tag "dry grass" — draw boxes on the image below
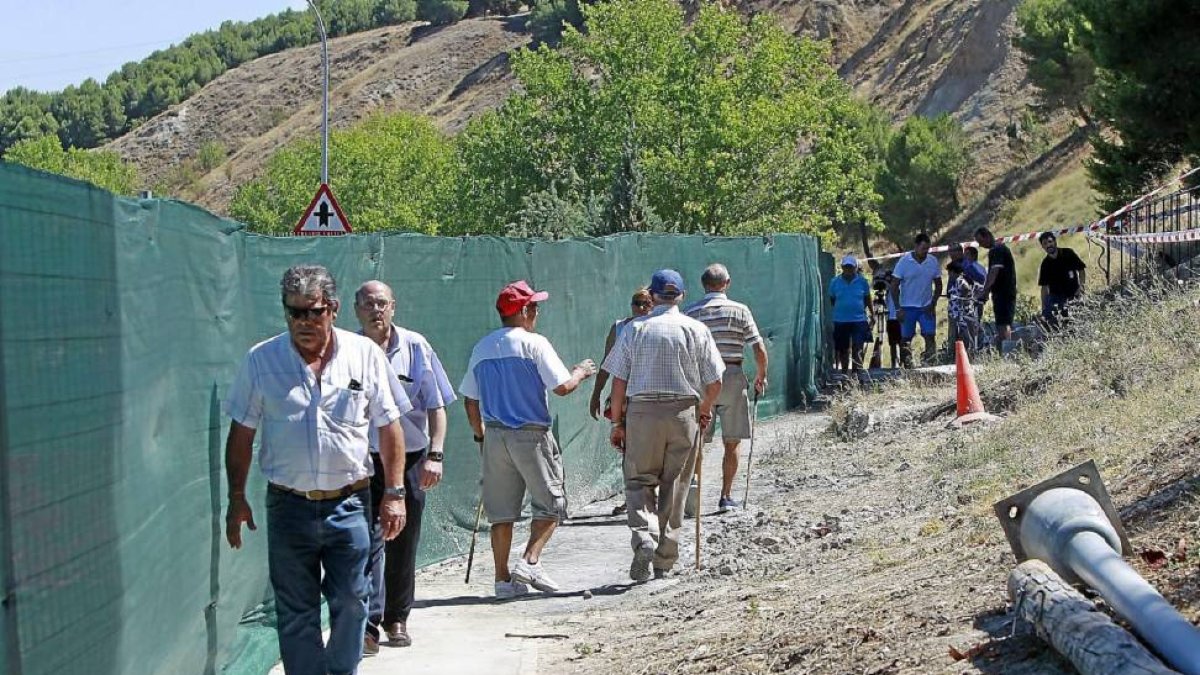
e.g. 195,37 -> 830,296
552,282 -> 1200,675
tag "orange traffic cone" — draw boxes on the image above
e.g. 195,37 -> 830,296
950,340 -> 1000,428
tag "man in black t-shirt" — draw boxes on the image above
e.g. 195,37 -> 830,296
974,227 -> 1018,350
1037,232 -> 1087,328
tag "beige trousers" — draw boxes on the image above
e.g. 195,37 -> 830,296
623,398 -> 700,571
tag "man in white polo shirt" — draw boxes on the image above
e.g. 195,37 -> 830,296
355,280 -> 456,654
889,232 -> 943,367
224,265 -> 411,675
460,280 -> 596,598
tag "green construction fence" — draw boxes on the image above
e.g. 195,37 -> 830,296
0,163 -> 832,675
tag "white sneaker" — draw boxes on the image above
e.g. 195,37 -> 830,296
494,580 -> 529,599
510,559 -> 560,593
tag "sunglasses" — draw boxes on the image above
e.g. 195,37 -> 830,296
632,300 -> 652,308
284,304 -> 332,321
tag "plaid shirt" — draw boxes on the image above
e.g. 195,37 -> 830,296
602,305 -> 725,399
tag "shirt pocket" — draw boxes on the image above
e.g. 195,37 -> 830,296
328,387 -> 367,427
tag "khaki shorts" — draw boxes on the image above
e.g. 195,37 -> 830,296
705,365 -> 751,442
482,424 -> 566,524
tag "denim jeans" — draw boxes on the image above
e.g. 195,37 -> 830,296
267,487 -> 371,675
1042,293 -> 1070,328
365,449 -> 427,639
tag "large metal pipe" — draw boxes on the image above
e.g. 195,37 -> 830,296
1019,487 -> 1200,675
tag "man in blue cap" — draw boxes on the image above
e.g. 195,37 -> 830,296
603,269 -> 725,581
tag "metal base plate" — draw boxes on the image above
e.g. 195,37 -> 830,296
993,459 -> 1132,563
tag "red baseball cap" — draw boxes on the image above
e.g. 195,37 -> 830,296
496,280 -> 549,317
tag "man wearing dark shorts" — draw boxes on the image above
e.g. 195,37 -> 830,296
975,227 -> 1018,350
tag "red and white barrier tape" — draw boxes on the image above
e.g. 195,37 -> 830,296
1097,227 -> 1200,244
860,166 -> 1200,264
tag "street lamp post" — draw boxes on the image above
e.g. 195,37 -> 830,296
306,0 -> 329,185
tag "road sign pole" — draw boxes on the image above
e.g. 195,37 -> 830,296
307,0 -> 329,185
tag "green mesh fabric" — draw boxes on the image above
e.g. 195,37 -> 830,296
0,163 -> 829,674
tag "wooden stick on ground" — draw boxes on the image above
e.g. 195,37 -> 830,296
1007,559 -> 1176,675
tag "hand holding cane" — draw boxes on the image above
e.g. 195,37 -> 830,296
465,438 -> 485,584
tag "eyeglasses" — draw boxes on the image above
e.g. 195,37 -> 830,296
357,299 -> 391,311
284,304 -> 331,321
632,300 -> 652,309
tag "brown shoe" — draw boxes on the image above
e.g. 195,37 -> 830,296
385,621 -> 412,647
363,633 -> 380,657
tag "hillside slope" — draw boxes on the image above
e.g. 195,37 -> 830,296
106,17 -> 528,213
109,1 -> 1081,226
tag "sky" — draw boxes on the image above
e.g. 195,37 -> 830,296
0,0 -> 308,93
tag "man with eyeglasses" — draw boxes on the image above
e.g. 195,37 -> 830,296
460,280 -> 597,598
354,281 -> 455,654
224,265 -> 411,675
590,287 -> 654,422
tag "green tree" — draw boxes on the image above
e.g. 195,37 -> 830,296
1014,0 -> 1096,125
229,113 -> 457,234
5,134 -> 138,194
1070,0 -> 1200,209
454,0 -> 884,240
529,0 -> 586,45
876,114 -> 972,246
374,0 -> 417,23
417,0 -> 468,25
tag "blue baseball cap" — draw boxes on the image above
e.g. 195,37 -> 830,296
649,269 -> 685,297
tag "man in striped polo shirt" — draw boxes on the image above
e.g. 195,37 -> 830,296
684,263 -> 768,511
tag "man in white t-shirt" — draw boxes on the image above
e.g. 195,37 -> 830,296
889,233 -> 943,367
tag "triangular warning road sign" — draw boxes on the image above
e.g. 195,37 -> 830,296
293,183 -> 352,235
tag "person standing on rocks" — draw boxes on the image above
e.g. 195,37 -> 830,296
605,269 -> 724,581
826,255 -> 873,379
975,227 -> 1018,350
1037,232 -> 1086,328
890,233 -> 943,367
460,281 -> 597,598
354,281 -> 456,654
684,263 -> 768,511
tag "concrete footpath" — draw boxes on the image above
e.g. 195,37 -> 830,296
270,413 -> 814,674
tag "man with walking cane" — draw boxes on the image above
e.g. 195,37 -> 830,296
460,281 -> 596,598
604,270 -> 724,581
685,263 -> 768,511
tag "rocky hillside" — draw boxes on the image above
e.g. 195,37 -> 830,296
106,17 -> 528,213
108,1 -> 1080,223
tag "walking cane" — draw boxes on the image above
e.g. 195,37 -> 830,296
465,440 -> 485,584
692,426 -> 704,571
741,390 -> 760,508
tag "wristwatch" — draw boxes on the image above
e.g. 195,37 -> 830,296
473,434 -> 485,444
426,450 -> 445,462
384,485 -> 407,498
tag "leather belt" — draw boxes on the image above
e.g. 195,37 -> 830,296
724,360 -> 743,367
630,393 -> 697,402
269,478 -> 369,501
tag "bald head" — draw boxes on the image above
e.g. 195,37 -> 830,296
701,264 -> 731,292
354,280 -> 396,345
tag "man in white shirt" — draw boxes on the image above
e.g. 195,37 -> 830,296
889,233 -> 943,367
224,265 -> 410,675
355,281 -> 456,653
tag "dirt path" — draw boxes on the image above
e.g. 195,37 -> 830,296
341,412 -> 833,674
